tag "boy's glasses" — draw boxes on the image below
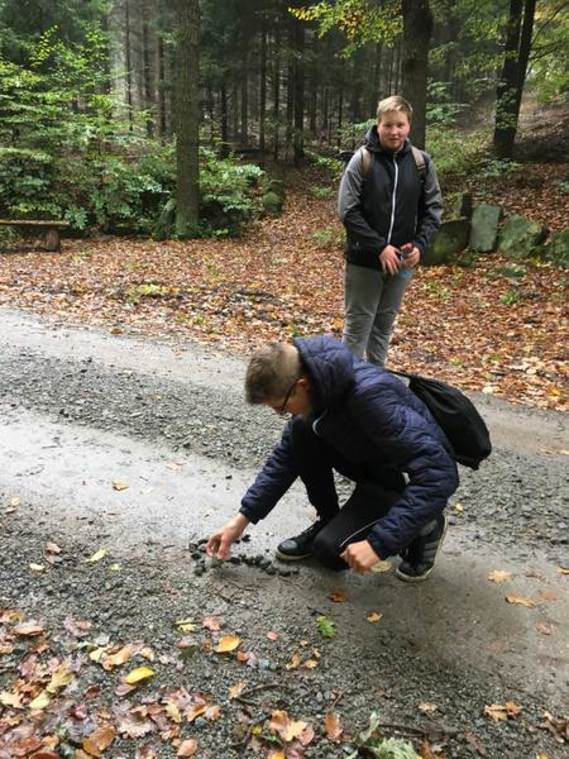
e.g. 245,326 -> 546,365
278,379 -> 298,416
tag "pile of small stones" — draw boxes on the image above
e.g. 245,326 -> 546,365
188,536 -> 300,578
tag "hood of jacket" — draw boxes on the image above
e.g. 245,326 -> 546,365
293,336 -> 355,413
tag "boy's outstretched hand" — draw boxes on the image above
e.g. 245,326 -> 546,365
340,540 -> 380,573
206,513 -> 250,560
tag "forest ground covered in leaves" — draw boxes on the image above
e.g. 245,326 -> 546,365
1,149 -> 567,412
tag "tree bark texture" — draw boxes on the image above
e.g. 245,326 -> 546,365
175,0 -> 200,236
401,0 -> 433,149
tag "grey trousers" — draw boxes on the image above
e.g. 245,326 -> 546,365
343,262 -> 413,367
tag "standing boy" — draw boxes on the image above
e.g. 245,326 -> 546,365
338,95 -> 442,366
206,336 -> 458,582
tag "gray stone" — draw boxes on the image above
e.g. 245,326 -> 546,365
469,204 -> 502,252
451,192 -> 473,220
498,214 -> 548,259
427,218 -> 470,265
545,228 -> 569,268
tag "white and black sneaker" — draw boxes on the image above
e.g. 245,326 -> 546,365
396,513 -> 448,583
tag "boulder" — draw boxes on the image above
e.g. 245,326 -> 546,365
545,228 -> 569,268
451,192 -> 473,220
498,214 -> 548,259
426,218 -> 470,265
468,204 -> 502,252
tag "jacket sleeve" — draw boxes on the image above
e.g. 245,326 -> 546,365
239,422 -> 299,523
414,157 -> 442,258
350,386 -> 458,559
337,149 -> 387,253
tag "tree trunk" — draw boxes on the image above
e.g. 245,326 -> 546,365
125,0 -> 134,131
240,47 -> 249,145
259,16 -> 267,154
401,0 -> 433,149
142,0 -> 155,137
273,25 -> 281,160
370,43 -> 382,114
293,19 -> 305,166
157,32 -> 167,138
175,0 -> 200,236
493,0 -> 523,158
220,75 -> 229,156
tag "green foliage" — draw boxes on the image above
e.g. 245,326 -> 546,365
425,125 -> 490,178
346,713 -> 420,759
426,81 -> 467,127
501,287 -> 521,305
315,615 -> 336,639
309,226 -> 344,249
309,186 -> 335,199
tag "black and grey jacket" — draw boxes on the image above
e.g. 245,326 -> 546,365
337,125 -> 442,270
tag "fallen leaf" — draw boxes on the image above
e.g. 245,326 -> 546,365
165,700 -> 182,723
285,652 -> 302,670
8,496 -> 21,507
102,646 -> 132,670
29,690 -> 51,711
82,725 -> 116,756
488,570 -> 513,583
214,634 -> 241,653
324,712 -> 343,742
176,618 -> 197,633
484,704 -> 508,722
538,590 -> 557,602
14,622 -> 45,637
125,666 -> 155,685
229,681 -> 246,699
204,704 -> 221,721
269,710 -> 308,742
46,664 -> 73,693
504,701 -> 522,717
45,541 -> 62,554
558,566 -> 569,575
536,622 -> 555,635
266,631 -> 279,641
112,480 -> 129,491
367,612 -> 383,623
86,548 -> 107,563
29,563 -> 46,572
186,704 -> 206,723
0,690 -> 23,708
328,591 -> 347,603
453,501 -> 464,513
177,739 -> 198,757
303,659 -> 319,669
267,751 -> 285,759
505,594 -> 535,608
418,702 -> 438,715
370,560 -> 392,573
202,616 -> 221,632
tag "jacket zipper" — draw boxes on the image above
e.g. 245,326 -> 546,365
386,153 -> 399,244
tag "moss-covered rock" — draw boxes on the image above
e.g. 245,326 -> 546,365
426,219 -> 470,265
498,215 -> 548,259
469,204 -> 502,252
544,228 -> 569,268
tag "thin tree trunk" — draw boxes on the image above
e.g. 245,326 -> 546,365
401,0 -> 433,149
240,47 -> 249,144
371,43 -> 382,114
273,26 -> 281,160
293,19 -> 305,166
157,33 -> 167,138
259,16 -> 267,153
125,0 -> 134,130
142,0 -> 154,137
175,0 -> 200,236
220,75 -> 229,156
493,0 -> 526,158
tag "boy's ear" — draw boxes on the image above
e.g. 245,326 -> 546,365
297,376 -> 310,392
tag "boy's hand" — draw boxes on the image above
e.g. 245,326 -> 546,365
379,245 -> 401,276
340,540 -> 380,573
401,243 -> 420,269
206,514 -> 250,561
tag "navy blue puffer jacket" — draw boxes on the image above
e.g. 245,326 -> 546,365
240,337 -> 459,559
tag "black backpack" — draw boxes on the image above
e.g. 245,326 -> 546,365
390,369 -> 492,470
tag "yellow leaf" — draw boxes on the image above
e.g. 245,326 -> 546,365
186,704 -> 206,723
102,646 -> 132,671
558,566 -> 569,575
229,681 -> 246,699
112,480 -> 129,491
165,700 -> 182,723
269,710 -> 308,742
505,594 -> 535,608
488,570 -> 513,583
559,449 -> 569,456
367,612 -> 383,623
46,664 -> 73,694
370,560 -> 392,573
125,666 -> 155,684
85,548 -> 107,563
29,563 -> 46,572
214,634 -> 241,653
418,702 -> 438,714
89,645 -> 111,663
0,690 -> 23,708
267,752 -> 286,759
303,659 -> 319,669
29,690 -> 51,711
109,563 -> 122,572
285,652 -> 302,670
484,703 -> 508,722
504,701 -> 522,717
176,618 -> 197,633
8,497 -> 21,507
251,724 -> 263,735
453,502 -> 464,513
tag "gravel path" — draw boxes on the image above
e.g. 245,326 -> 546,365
1,309 -> 568,759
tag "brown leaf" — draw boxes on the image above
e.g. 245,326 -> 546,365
269,711 -> 308,743
367,611 -> 383,623
484,704 -> 508,722
487,570 -> 513,583
328,591 -> 347,603
266,630 -> 279,641
228,681 -> 246,700
14,622 -> 45,637
418,702 -> 438,715
214,634 -> 241,653
324,712 -> 343,742
112,480 -> 129,491
82,725 -> 116,756
177,739 -> 199,757
202,616 -> 222,632
536,622 -> 555,636
102,646 -> 132,671
505,594 -> 535,608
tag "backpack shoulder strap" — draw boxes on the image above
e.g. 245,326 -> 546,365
411,146 -> 427,178
360,146 -> 373,177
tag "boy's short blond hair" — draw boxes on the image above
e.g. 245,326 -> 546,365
376,95 -> 413,122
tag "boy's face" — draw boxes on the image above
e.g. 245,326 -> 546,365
377,109 -> 411,152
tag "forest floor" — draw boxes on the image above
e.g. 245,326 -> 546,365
0,103 -> 567,412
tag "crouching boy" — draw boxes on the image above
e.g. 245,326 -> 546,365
207,336 -> 458,581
